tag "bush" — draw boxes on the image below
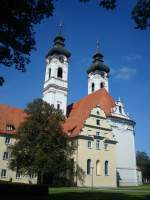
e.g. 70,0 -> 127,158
0,182 -> 48,197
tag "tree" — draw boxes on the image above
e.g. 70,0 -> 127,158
0,0 -> 54,85
9,99 -> 76,185
136,151 -> 150,183
80,0 -> 150,29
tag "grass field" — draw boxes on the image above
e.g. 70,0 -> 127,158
2,183 -> 150,200
49,184 -> 150,200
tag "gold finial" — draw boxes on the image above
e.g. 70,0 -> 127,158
58,21 -> 64,35
96,40 -> 100,52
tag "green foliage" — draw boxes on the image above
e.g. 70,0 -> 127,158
80,0 -> 150,29
132,0 -> 150,30
0,0 -> 54,85
9,99 -> 76,184
136,151 -> 150,181
0,76 -> 4,86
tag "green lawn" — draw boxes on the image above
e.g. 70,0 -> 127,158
49,184 -> 150,200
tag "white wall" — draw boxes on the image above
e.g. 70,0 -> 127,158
43,56 -> 68,115
108,117 -> 138,186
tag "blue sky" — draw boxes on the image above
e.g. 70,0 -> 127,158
0,0 -> 150,155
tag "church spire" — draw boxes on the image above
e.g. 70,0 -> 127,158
87,41 -> 110,94
43,28 -> 71,115
87,41 -> 109,74
96,40 -> 100,53
46,23 -> 71,59
58,21 -> 64,35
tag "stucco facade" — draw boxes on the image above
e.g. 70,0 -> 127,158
0,133 -> 37,184
74,106 -> 117,187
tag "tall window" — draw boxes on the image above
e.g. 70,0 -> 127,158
3,152 -> 9,160
57,103 -> 60,110
91,83 -> 95,92
96,119 -> 100,125
57,67 -> 63,78
5,137 -> 10,145
48,68 -> 51,79
104,143 -> 108,151
96,160 -> 101,175
100,82 -> 104,88
87,159 -> 91,175
87,140 -> 92,149
104,161 -> 109,176
119,106 -> 122,114
1,169 -> 7,178
96,140 -> 100,150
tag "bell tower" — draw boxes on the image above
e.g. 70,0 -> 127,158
43,31 -> 71,115
87,41 -> 110,94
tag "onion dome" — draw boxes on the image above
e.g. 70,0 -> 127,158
87,43 -> 110,74
46,35 -> 71,58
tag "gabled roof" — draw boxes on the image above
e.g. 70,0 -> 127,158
63,88 -> 115,137
0,89 -> 115,137
0,104 -> 26,135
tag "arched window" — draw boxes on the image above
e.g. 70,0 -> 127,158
91,83 -> 95,92
96,140 -> 100,150
57,67 -> 63,78
87,159 -> 91,175
100,82 -> 104,88
48,68 -> 51,79
96,160 -> 101,175
104,160 -> 109,176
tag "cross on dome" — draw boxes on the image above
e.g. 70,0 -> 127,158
96,40 -> 100,52
58,22 -> 64,35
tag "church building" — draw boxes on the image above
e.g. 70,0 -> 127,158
43,33 -> 139,187
0,33 -> 139,186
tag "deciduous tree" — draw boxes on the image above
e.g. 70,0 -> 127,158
9,99 -> 75,185
136,151 -> 150,182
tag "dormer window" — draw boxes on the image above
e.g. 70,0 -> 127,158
119,106 -> 122,114
6,124 -> 15,131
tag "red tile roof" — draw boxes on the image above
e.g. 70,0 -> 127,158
0,89 -> 115,137
0,104 -> 26,135
63,88 -> 115,137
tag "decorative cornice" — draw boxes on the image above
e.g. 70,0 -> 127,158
90,114 -> 106,119
43,84 -> 68,93
108,115 -> 136,126
84,124 -> 112,131
44,76 -> 67,84
77,135 -> 94,140
104,139 -> 117,144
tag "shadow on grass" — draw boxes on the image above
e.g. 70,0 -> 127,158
49,191 -> 150,200
2,191 -> 150,200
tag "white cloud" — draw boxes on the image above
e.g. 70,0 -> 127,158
122,55 -> 142,62
112,67 -> 137,80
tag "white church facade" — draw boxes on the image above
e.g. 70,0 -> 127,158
0,33 -> 140,186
